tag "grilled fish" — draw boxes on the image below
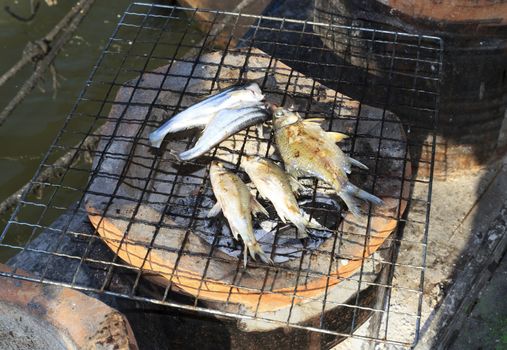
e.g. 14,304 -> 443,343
209,161 -> 272,267
178,105 -> 269,161
242,156 -> 324,239
272,107 -> 383,216
149,82 -> 264,148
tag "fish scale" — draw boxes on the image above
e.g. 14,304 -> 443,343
209,161 -> 273,267
148,82 -> 264,148
178,105 -> 269,160
272,107 -> 383,217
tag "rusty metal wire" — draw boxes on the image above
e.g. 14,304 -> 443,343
0,3 -> 442,348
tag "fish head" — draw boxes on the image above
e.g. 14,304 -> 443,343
230,82 -> 265,103
272,107 -> 301,130
245,82 -> 265,101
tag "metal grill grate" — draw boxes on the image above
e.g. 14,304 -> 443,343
0,3 -> 442,348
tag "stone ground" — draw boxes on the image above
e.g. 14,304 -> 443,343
333,155 -> 507,349
449,254 -> 507,350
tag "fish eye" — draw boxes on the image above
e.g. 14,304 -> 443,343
275,110 -> 283,117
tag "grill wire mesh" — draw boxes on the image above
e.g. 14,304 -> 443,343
0,3 -> 442,348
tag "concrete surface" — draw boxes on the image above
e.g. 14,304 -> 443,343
449,252 -> 507,350
415,156 -> 507,350
333,155 -> 507,349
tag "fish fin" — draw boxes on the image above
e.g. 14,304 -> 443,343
250,188 -> 267,201
327,131 -> 349,143
227,89 -> 244,99
230,228 -> 239,241
278,209 -> 309,239
300,210 -> 328,231
307,221 -> 325,230
207,202 -> 222,217
279,209 -> 317,239
259,220 -> 277,233
288,175 -> 305,194
251,197 -> 269,217
148,130 -> 164,148
299,210 -> 334,234
348,157 -> 369,170
338,191 -> 363,217
303,118 -> 325,125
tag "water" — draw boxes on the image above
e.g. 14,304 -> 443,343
0,1 -> 149,261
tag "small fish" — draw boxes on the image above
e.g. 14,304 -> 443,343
242,156 -> 324,239
272,106 -> 383,216
149,82 -> 264,148
209,161 -> 272,267
178,105 -> 269,161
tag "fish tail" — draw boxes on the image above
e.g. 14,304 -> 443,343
292,218 -> 309,239
343,182 -> 384,206
276,207 -> 308,239
338,191 -> 363,217
149,110 -> 193,148
149,125 -> 170,148
178,142 -> 209,161
246,241 -> 273,265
